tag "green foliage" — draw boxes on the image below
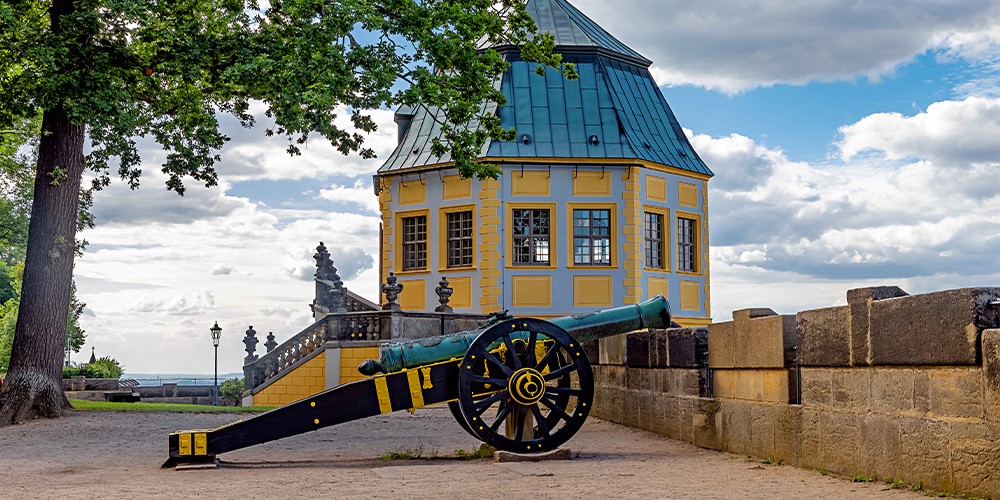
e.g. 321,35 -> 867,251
69,398 -> 269,413
850,472 -> 875,483
0,297 -> 14,372
0,0 -> 570,189
62,356 -> 123,379
378,445 -> 426,461
453,444 -> 495,460
219,377 -> 244,406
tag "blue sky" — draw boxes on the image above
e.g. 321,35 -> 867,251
72,1 -> 1000,373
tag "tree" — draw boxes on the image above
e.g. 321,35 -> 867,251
0,117 -> 87,374
0,0 -> 571,423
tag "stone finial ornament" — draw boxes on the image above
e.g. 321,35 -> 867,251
313,242 -> 334,281
435,277 -> 453,313
265,332 -> 277,353
381,272 -> 403,311
243,326 -> 259,364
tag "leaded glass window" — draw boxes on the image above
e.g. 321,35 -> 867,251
677,217 -> 696,272
573,209 -> 611,266
402,215 -> 427,271
644,212 -> 664,268
446,211 -> 473,268
511,209 -> 550,265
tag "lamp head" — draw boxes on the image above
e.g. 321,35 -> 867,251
211,321 -> 222,346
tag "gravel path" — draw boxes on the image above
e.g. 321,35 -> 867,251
0,407 -> 928,499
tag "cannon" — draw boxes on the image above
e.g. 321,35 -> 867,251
164,296 -> 671,466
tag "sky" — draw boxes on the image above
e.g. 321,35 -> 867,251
71,0 -> 1000,374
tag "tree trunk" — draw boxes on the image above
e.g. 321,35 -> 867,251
0,106 -> 86,425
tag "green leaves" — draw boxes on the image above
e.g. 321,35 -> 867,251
1,0 -> 569,190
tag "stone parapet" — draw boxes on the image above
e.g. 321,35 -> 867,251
867,287 -> 1000,366
707,308 -> 795,369
591,286 -> 1000,498
797,305 -> 850,367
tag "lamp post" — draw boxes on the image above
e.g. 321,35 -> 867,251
211,321 -> 222,406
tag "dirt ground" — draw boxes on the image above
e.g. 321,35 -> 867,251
0,407 -> 929,499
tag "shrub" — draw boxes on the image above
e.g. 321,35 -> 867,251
62,356 -> 124,379
219,378 -> 245,406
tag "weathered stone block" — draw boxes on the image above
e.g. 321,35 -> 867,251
660,394 -> 680,439
599,334 -> 625,365
713,369 -> 793,403
799,407 -> 822,470
676,397 -> 695,443
869,287 -> 1000,366
832,368 -> 871,411
800,368 -> 833,406
819,410 -> 862,476
679,369 -> 701,396
638,391 -> 657,432
859,413 -> 901,481
750,403 -> 777,460
773,404 -> 802,466
625,367 -> 641,391
948,421 -> 1000,497
720,400 -> 753,456
870,368 -> 919,414
625,331 -> 651,368
898,417 -> 951,490
847,285 -> 908,366
740,315 -> 797,368
733,308 -> 777,368
638,368 -> 656,392
929,368 -> 983,419
762,369 -> 796,404
692,398 -> 722,450
983,329 -> 1000,424
582,339 -> 600,365
797,305 -> 851,367
663,327 -> 708,368
623,388 -> 640,429
707,321 -> 735,368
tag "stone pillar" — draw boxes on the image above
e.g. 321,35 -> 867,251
984,328 -> 1000,423
846,286 -> 907,366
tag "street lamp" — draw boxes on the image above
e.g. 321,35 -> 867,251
211,321 -> 222,406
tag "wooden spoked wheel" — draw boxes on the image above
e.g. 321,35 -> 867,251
455,318 -> 593,453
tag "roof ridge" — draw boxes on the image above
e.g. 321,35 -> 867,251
525,0 -> 651,65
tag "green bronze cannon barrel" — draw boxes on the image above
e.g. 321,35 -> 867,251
358,295 -> 670,375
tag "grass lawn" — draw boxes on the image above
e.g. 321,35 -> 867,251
69,399 -> 272,414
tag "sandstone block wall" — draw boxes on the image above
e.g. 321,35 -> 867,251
592,287 -> 1000,498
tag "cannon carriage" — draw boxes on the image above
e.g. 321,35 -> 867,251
164,296 -> 671,466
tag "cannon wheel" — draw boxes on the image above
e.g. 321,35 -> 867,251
456,318 -> 593,453
448,349 -> 573,440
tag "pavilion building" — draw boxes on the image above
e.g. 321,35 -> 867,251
375,0 -> 713,327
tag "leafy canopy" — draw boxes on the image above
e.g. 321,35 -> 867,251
0,0 -> 574,189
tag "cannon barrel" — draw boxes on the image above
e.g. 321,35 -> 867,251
358,295 -> 671,375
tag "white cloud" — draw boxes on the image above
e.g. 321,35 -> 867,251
126,290 -> 216,316
215,104 -> 398,182
571,0 -> 1000,92
317,179 -> 381,214
837,96 -> 1000,166
698,99 -> 1000,318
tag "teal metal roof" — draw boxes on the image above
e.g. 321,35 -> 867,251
522,0 -> 651,66
378,0 -> 711,177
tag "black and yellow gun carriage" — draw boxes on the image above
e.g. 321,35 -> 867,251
164,296 -> 671,466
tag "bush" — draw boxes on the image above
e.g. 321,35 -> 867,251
219,378 -> 245,406
62,356 -> 124,379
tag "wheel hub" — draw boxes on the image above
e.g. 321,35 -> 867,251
508,367 -> 546,405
